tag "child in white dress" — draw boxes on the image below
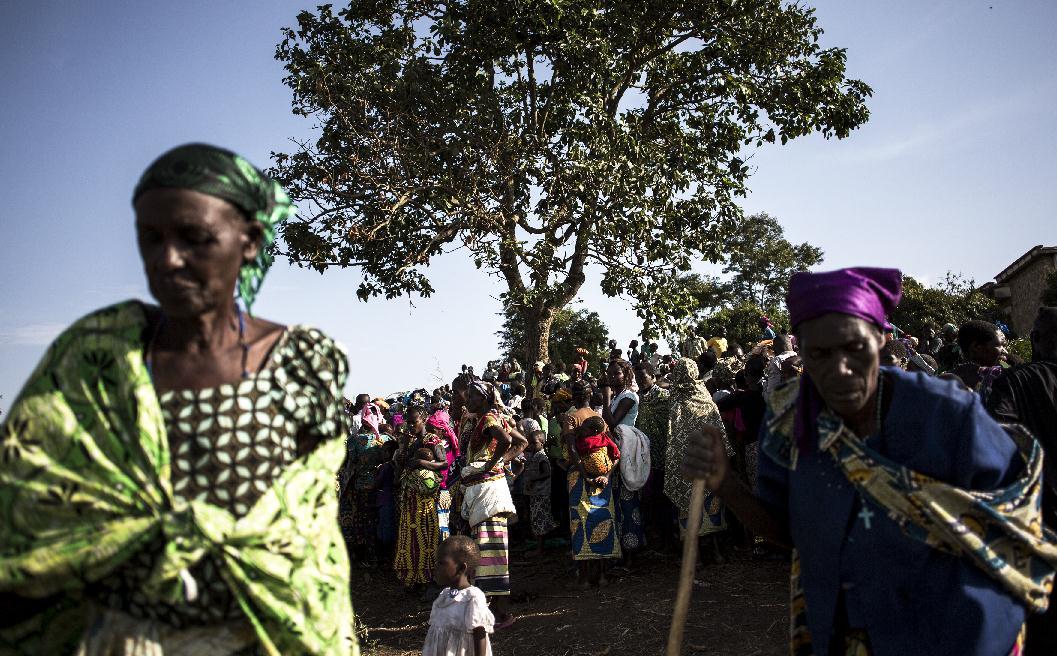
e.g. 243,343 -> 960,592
423,535 -> 495,656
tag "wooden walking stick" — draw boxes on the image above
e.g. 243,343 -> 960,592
666,479 -> 707,656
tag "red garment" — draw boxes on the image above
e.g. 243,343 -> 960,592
576,432 -> 620,461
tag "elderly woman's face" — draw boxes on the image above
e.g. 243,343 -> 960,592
135,188 -> 259,317
798,314 -> 885,420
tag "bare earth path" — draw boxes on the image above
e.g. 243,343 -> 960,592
352,545 -> 789,655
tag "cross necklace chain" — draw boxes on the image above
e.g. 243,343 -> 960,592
856,374 -> 884,531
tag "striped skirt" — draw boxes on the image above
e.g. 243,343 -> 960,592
473,517 -> 510,597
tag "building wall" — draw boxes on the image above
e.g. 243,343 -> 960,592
1004,256 -> 1057,336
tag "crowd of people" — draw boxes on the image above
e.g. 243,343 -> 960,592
1,143 -> 1056,656
338,273 -> 1057,655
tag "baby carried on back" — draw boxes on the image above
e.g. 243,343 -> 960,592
574,416 -> 621,493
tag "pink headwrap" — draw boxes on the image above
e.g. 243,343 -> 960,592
427,409 -> 460,457
360,403 -> 382,438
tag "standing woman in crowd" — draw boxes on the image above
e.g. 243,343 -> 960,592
0,144 -> 355,655
448,372 -> 477,537
603,358 -> 646,557
562,381 -> 622,586
340,402 -> 394,568
394,406 -> 444,594
635,362 -> 677,551
461,382 -> 524,629
665,358 -> 731,557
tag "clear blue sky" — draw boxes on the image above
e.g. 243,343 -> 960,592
1,1 -> 1054,406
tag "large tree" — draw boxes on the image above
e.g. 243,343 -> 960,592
889,274 -> 997,337
498,304 -> 610,374
722,211 -> 824,308
272,0 -> 871,366
663,212 -> 821,342
697,300 -> 790,348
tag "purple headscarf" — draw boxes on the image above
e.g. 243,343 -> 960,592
786,268 -> 903,451
786,267 -> 902,330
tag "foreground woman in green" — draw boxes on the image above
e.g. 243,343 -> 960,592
0,144 -> 357,655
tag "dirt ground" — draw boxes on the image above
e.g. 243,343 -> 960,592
351,542 -> 790,656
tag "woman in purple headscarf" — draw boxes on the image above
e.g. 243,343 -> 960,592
683,268 -> 1057,656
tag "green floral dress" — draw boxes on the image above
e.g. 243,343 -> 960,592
0,301 -> 357,655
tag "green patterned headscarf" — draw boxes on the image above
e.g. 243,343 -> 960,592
133,143 -> 295,312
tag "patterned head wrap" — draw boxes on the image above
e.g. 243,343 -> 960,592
551,388 -> 572,405
469,380 -> 503,410
908,352 -> 937,376
132,143 -> 296,312
669,357 -> 703,399
711,356 -> 745,389
570,379 -> 593,404
427,409 -> 461,457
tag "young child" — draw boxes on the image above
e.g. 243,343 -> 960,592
424,535 -> 495,656
409,447 -> 442,490
522,430 -> 558,556
574,415 -> 621,493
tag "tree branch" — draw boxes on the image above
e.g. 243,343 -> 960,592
498,217 -> 527,296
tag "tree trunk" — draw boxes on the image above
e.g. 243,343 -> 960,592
523,307 -> 555,396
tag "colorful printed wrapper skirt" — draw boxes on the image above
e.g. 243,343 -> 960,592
394,488 -> 439,586
616,477 -> 646,552
473,517 -> 510,596
677,487 -> 726,539
568,469 -> 621,561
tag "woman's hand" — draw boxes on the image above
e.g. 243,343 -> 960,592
681,425 -> 730,492
593,475 -> 608,486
